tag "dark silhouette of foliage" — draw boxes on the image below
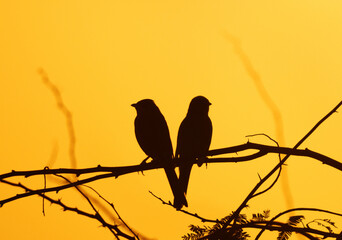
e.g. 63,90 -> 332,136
277,215 -> 304,240
182,213 -> 250,240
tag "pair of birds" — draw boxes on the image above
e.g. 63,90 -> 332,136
132,96 -> 212,210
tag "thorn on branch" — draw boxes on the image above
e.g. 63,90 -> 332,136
257,173 -> 262,180
140,156 -> 150,165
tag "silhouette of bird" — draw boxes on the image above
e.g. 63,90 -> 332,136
175,96 -> 212,209
132,99 -> 187,209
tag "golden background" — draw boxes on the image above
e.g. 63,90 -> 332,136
0,1 -> 341,239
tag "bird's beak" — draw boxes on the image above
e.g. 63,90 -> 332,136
209,102 -> 212,105
131,103 -> 137,108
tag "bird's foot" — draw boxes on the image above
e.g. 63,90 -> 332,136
139,156 -> 151,175
140,156 -> 150,165
197,157 -> 208,167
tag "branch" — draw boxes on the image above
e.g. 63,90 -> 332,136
224,30 -> 294,213
202,100 -> 342,239
208,143 -> 342,171
1,141 -> 340,181
84,185 -> 140,239
246,134 -> 282,199
54,174 -> 122,239
149,191 -> 218,224
1,179 -> 136,239
255,207 -> 342,239
0,172 -> 117,206
1,138 -> 341,207
238,221 -> 339,239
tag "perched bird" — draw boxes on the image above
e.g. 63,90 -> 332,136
132,99 -> 187,209
175,96 -> 212,209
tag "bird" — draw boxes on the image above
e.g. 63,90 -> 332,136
175,96 -> 212,209
132,99 -> 187,209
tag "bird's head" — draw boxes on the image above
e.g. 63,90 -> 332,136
187,96 -> 211,115
131,99 -> 160,116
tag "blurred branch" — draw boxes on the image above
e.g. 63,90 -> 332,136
54,174 -> 121,239
224,31 -> 293,209
201,100 -> 342,239
1,179 -> 136,240
245,134 -> 282,199
84,185 -> 141,240
38,69 -> 144,238
38,68 -> 77,169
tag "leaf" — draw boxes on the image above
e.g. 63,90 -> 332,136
277,215 -> 304,240
277,230 -> 292,240
288,215 -> 304,226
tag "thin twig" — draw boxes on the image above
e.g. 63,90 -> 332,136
245,134 -> 282,199
84,185 -> 140,240
237,220 -> 338,239
223,32 -> 291,209
149,191 -> 219,223
53,174 -> 125,239
42,166 -> 48,216
202,100 -> 342,239
0,179 -> 134,239
255,207 -> 342,239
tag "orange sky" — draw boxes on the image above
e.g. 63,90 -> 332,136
0,1 -> 341,239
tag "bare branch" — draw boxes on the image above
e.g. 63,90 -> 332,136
54,174 -> 121,238
149,191 -> 219,224
0,139 -> 341,207
84,185 -> 140,239
238,221 -> 339,239
1,141 -> 340,181
246,134 -> 282,199
255,207 -> 342,240
0,179 -> 135,239
201,100 -> 342,239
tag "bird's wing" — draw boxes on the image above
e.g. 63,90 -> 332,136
198,117 -> 212,156
176,117 -> 193,157
176,116 -> 212,157
135,114 -> 173,160
134,116 -> 155,157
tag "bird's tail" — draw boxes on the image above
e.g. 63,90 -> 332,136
178,160 -> 193,196
175,157 -> 193,209
164,166 -> 188,210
